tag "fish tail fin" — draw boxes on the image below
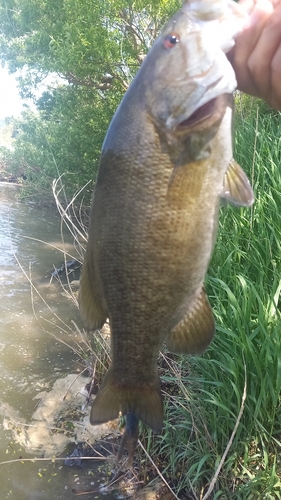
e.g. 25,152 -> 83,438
90,367 -> 163,433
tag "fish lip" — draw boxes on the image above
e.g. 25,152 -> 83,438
177,98 -> 217,128
176,94 -> 229,132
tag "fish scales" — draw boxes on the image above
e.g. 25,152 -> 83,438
79,0 -> 254,461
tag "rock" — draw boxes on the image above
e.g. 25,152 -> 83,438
1,373 -> 120,457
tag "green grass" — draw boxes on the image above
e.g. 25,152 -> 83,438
139,96 -> 281,499
50,94 -> 281,499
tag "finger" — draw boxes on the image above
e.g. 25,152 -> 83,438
248,1 -> 281,107
269,40 -> 281,109
230,0 -> 274,97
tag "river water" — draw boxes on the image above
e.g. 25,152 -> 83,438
0,184 -> 121,500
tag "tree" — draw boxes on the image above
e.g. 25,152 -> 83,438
0,0 -> 180,90
0,0 -> 180,200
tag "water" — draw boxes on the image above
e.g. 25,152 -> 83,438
0,184 -> 121,500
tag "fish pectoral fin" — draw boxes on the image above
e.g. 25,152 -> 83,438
90,367 -> 163,434
220,159 -> 254,207
166,288 -> 215,355
78,257 -> 107,331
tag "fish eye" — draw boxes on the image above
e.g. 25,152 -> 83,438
163,32 -> 180,49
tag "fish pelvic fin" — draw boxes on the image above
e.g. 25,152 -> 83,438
220,159 -> 254,207
90,367 -> 163,433
78,256 -> 107,330
166,288 -> 215,355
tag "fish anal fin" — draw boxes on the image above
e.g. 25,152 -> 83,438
79,256 -> 107,331
220,158 -> 254,207
166,288 -> 215,355
90,366 -> 163,434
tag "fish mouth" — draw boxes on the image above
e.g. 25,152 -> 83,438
177,94 -> 229,132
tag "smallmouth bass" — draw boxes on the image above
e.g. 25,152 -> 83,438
79,0 -> 254,461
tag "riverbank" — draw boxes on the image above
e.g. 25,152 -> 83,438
1,98 -> 281,498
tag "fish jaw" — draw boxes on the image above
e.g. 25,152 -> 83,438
175,94 -> 227,134
164,52 -> 235,132
140,0 -> 247,132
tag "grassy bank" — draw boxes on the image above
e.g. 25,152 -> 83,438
49,95 -> 281,498
138,96 -> 281,499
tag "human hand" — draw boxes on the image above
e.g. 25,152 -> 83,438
228,0 -> 281,110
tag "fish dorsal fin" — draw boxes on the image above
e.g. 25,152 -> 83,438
166,288 -> 215,355
220,159 -> 254,207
